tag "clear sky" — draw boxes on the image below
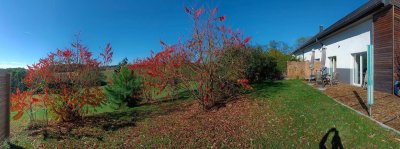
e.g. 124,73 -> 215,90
0,0 -> 368,68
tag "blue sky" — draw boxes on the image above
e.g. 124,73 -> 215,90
0,0 -> 368,68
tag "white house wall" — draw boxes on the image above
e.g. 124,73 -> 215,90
296,18 -> 372,83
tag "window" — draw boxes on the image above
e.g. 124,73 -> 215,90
328,56 -> 337,76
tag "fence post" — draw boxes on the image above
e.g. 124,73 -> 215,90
0,71 -> 10,144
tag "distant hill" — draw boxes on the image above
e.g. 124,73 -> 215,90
101,65 -> 117,71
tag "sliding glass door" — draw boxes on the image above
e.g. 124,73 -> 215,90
353,52 -> 367,86
329,56 -> 337,76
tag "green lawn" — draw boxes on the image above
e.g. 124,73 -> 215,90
250,80 -> 400,148
5,80 -> 400,148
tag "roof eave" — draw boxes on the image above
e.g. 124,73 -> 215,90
292,0 -> 388,54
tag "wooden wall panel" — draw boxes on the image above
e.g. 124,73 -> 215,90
0,72 -> 10,143
286,61 -> 321,79
393,7 -> 400,83
373,6 -> 394,93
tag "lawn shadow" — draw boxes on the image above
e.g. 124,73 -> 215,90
6,142 -> 25,149
30,98 -> 188,141
352,91 -> 369,115
139,89 -> 193,107
319,128 -> 344,149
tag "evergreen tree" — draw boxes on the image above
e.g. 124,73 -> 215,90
114,57 -> 128,73
105,66 -> 142,108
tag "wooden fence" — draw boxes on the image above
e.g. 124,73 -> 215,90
0,71 -> 10,143
286,61 -> 321,79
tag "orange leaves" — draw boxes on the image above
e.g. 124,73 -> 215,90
13,111 -> 24,120
10,88 -> 34,120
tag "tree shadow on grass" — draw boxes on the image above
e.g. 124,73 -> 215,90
139,89 -> 193,107
30,98 -> 188,141
6,142 -> 25,149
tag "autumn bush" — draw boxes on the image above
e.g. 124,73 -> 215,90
129,45 -> 184,102
130,7 -> 253,109
11,36 -> 113,122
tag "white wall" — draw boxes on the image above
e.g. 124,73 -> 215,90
295,18 -> 373,83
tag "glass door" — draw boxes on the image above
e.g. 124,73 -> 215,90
353,53 -> 367,86
329,56 -> 337,76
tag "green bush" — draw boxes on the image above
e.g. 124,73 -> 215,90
7,68 -> 27,93
245,46 -> 278,82
245,46 -> 298,82
105,66 -> 143,108
265,49 -> 297,78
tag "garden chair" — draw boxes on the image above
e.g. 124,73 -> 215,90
315,71 -> 322,85
362,73 -> 368,90
328,72 -> 338,86
308,74 -> 316,83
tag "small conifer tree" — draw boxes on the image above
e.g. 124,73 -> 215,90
105,66 -> 142,108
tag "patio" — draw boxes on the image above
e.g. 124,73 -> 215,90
319,82 -> 400,131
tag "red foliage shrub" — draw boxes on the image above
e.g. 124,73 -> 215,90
129,44 -> 186,101
130,7 -> 253,109
11,35 -> 112,122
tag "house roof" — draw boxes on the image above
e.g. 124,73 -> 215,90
292,0 -> 396,54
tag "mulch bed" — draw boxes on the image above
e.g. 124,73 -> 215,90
123,97 -> 263,148
311,82 -> 400,131
22,96 -> 266,148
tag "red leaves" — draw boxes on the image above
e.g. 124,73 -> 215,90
147,70 -> 158,77
10,88 -> 33,120
185,7 -> 191,14
130,6 -> 253,110
195,52 -> 203,64
160,40 -> 167,47
219,16 -> 226,21
243,36 -> 252,44
194,8 -> 204,18
20,35 -> 111,122
237,79 -> 253,90
32,98 -> 40,103
62,49 -> 73,58
237,79 -> 249,84
101,43 -> 113,65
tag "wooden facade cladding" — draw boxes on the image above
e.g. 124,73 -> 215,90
394,7 -> 400,83
373,6 -> 394,93
373,5 -> 400,94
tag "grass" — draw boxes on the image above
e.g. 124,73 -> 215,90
5,80 -> 400,148
250,80 -> 400,148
